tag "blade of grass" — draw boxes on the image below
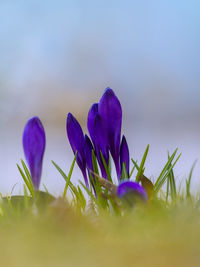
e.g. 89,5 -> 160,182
129,160 -> 137,178
79,181 -> 97,204
100,151 -> 113,183
23,185 -> 30,208
167,153 -> 177,201
135,144 -> 149,182
77,186 -> 86,206
89,173 -> 110,209
154,148 -> 178,189
21,159 -> 33,187
43,184 -> 50,194
92,150 -> 99,175
17,164 -> 34,197
89,172 -> 101,196
154,156 -> 180,194
52,160 -> 68,181
171,152 -> 181,169
186,160 -> 197,198
154,149 -> 181,193
69,185 -> 81,205
166,174 -> 170,202
52,160 -> 77,196
131,159 -> 140,171
63,152 -> 77,198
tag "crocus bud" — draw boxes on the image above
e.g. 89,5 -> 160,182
120,135 -> 130,178
67,113 -> 88,187
23,116 -> 46,190
117,181 -> 147,204
87,103 -> 109,179
99,88 -> 122,180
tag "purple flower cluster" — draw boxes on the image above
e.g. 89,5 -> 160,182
67,88 -> 129,184
22,88 -> 147,202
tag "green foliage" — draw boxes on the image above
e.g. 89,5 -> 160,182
62,152 -> 77,198
3,146 -> 200,266
100,151 -> 113,183
154,149 -> 181,194
186,160 -> 197,199
17,159 -> 35,198
135,144 -> 149,182
15,145 -> 197,216
166,152 -> 177,201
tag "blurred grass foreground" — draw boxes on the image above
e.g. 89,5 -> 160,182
0,195 -> 200,267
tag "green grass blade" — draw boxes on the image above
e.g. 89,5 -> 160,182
100,151 -> 112,183
171,152 -> 182,169
166,174 -> 170,202
79,181 -> 97,204
154,149 -> 180,193
92,150 -> 99,175
21,160 -> 35,195
136,144 -> 149,182
77,185 -> 86,210
91,150 -> 107,198
63,152 -> 77,198
23,185 -> 30,208
168,167 -> 176,200
21,159 -> 33,186
154,148 -> 178,189
52,159 -> 78,197
89,173 -> 101,196
131,159 -> 140,171
167,153 -> 177,201
17,164 -> 34,197
186,160 -> 197,198
129,160 -> 137,178
43,184 -> 50,194
52,160 -> 68,181
70,185 -> 81,204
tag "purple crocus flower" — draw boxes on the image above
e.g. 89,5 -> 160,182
99,88 -> 122,180
117,181 -> 147,202
87,103 -> 109,179
120,135 -> 130,178
66,113 -> 88,187
23,116 -> 46,190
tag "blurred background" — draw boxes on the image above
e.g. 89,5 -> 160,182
0,0 -> 200,195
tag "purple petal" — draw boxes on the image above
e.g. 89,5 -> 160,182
85,134 -> 96,194
23,116 -> 46,190
98,88 -> 122,179
66,113 -> 88,187
87,103 -> 98,145
93,114 -> 109,179
120,135 -> 130,178
117,181 -> 148,202
85,134 -> 94,173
